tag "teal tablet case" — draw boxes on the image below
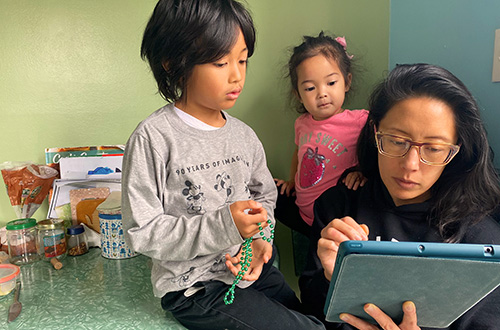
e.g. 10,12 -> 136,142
324,253 -> 500,328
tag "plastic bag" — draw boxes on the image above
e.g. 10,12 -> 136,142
1,162 -> 59,218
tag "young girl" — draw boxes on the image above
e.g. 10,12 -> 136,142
121,1 -> 324,329
275,32 -> 368,236
301,64 -> 500,329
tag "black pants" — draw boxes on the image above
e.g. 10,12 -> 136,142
161,246 -> 324,330
274,188 -> 311,237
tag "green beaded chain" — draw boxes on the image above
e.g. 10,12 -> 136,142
223,219 -> 275,305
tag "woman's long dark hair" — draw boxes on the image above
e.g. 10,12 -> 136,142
357,64 -> 500,242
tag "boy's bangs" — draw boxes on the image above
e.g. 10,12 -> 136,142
193,2 -> 255,64
195,20 -> 240,64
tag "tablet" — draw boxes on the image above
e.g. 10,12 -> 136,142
324,240 -> 500,328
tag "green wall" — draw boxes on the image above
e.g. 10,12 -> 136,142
0,0 -> 390,226
390,0 -> 500,170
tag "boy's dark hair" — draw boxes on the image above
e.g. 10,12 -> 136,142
287,31 -> 354,114
141,0 -> 255,102
357,63 -> 500,242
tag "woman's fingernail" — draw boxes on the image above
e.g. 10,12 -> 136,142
364,304 -> 374,312
404,301 -> 415,312
339,314 -> 349,321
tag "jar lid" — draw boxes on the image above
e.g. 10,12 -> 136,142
96,191 -> 121,212
67,224 -> 85,235
6,218 -> 37,230
37,219 -> 65,230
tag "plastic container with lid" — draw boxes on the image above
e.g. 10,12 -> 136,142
67,225 -> 88,256
97,191 -> 137,259
37,219 -> 67,261
0,264 -> 20,296
6,218 -> 40,265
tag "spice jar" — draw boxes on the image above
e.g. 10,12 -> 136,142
6,218 -> 40,265
67,225 -> 88,256
37,219 -> 67,261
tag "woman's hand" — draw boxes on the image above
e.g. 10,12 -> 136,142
339,301 -> 421,330
318,216 -> 369,280
225,238 -> 272,281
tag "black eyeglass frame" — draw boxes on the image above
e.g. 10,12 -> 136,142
374,128 -> 461,166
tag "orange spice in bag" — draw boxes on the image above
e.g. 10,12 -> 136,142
1,162 -> 58,218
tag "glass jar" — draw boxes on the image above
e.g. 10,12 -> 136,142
6,218 -> 40,265
67,225 -> 88,256
37,219 -> 67,261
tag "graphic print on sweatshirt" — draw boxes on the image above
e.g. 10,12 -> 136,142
214,171 -> 234,206
244,181 -> 251,199
170,267 -> 195,288
182,180 -> 206,215
208,255 -> 229,274
175,154 -> 252,210
299,147 -> 325,188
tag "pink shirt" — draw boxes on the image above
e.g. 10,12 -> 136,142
294,109 -> 368,225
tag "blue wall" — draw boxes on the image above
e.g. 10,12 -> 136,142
390,0 -> 500,169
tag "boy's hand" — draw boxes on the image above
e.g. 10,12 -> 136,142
230,200 -> 268,238
225,238 -> 272,281
274,178 -> 296,197
342,171 -> 367,190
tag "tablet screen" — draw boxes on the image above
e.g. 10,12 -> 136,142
324,241 -> 500,328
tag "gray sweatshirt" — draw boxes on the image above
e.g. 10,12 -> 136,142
121,104 -> 277,297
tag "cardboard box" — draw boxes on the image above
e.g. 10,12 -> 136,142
45,145 -> 124,167
59,155 -> 122,180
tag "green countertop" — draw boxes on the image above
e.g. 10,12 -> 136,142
0,248 -> 187,329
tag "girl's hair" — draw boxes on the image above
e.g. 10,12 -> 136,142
357,63 -> 500,242
141,0 -> 255,102
287,31 -> 354,114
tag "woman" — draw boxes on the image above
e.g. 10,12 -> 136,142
299,63 -> 500,329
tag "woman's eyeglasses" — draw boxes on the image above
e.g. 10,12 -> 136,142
374,130 -> 460,166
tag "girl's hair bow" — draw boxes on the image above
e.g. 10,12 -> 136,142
335,36 -> 354,59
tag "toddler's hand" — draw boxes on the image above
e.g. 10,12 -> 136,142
274,178 -> 296,197
230,200 -> 268,238
225,238 -> 272,281
342,171 -> 367,190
